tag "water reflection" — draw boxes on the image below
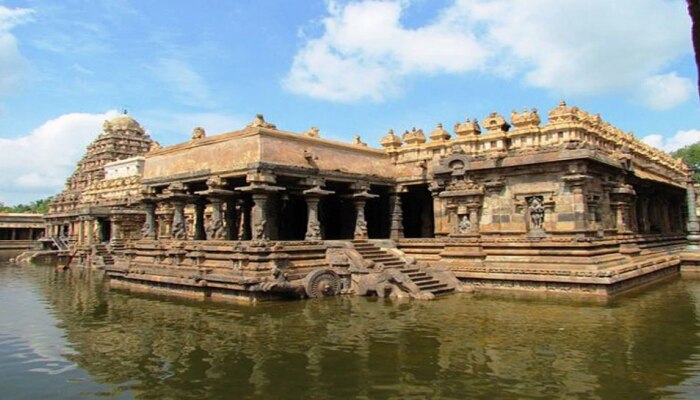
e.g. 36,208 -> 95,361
3,258 -> 700,399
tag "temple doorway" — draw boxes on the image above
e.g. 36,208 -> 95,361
98,218 -> 112,243
402,184 -> 434,238
320,181 -> 354,240
366,185 -> 391,239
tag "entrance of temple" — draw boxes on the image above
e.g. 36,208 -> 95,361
98,218 -> 111,243
402,184 -> 434,238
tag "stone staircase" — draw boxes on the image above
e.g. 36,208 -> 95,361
93,243 -> 115,267
351,240 -> 455,297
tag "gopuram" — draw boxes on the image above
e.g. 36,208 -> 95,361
33,101 -> 700,301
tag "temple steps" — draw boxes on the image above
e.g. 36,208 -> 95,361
94,243 -> 115,267
351,239 -> 455,297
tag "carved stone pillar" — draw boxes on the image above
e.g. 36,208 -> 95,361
303,186 -> 333,240
237,173 -> 284,241
203,198 -> 223,240
77,218 -> 84,245
171,201 -> 187,240
86,218 -> 94,246
251,193 -> 270,240
353,198 -> 368,240
687,179 -> 700,248
610,185 -> 635,234
350,188 -> 378,240
389,193 -> 404,240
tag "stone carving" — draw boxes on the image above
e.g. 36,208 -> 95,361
380,129 -> 402,149
352,135 -> 367,146
510,108 -> 541,129
172,221 -> 187,239
402,127 -> 426,145
482,112 -> 510,134
207,218 -> 226,240
253,217 -> 267,240
454,118 -> 481,136
429,123 -> 451,142
303,127 -> 320,138
458,215 -> 471,233
247,113 -> 277,129
528,196 -> 545,230
191,127 -> 206,140
303,269 -> 341,298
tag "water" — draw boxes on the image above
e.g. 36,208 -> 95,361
2,255 -> 700,399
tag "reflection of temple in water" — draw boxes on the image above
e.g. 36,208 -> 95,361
33,267 -> 700,399
32,102 -> 700,301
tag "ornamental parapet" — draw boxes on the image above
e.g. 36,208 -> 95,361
383,101 -> 689,187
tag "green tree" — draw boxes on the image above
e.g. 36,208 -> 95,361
672,142 -> 700,182
0,196 -> 53,214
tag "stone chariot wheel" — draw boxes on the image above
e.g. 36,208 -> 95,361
304,269 -> 341,298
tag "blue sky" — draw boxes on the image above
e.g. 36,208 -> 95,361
0,0 -> 698,205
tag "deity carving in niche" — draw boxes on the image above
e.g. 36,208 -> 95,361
458,215 -> 471,233
528,196 -> 545,231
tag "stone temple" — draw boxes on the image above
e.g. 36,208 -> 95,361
32,102 -> 700,301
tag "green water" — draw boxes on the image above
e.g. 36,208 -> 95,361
2,256 -> 700,399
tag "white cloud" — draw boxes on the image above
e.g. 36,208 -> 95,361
149,58 -> 215,108
0,110 -> 119,204
638,72 -> 694,110
284,0 -> 487,102
286,0 -> 692,107
0,5 -> 34,96
642,129 -> 700,152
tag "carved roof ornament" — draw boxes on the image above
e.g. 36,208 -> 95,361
403,127 -> 426,145
510,108 -> 541,129
483,112 -> 510,134
454,117 -> 481,136
303,127 -> 320,138
352,134 -> 368,146
548,100 -> 581,124
429,123 -> 451,142
247,113 -> 277,129
380,128 -> 402,149
191,127 -> 206,140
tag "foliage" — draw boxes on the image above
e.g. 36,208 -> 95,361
672,142 -> 700,182
0,196 -> 53,214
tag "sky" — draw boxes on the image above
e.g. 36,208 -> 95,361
0,0 -> 698,205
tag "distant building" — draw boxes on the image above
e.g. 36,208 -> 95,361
0,213 -> 44,250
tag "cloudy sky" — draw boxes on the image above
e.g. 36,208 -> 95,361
0,0 -> 698,205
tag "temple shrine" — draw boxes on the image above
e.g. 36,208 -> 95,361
31,102 -> 700,301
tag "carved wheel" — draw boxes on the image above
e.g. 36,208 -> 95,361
304,269 -> 341,298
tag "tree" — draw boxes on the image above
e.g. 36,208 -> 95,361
672,142 -> 700,182
0,196 -> 53,214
